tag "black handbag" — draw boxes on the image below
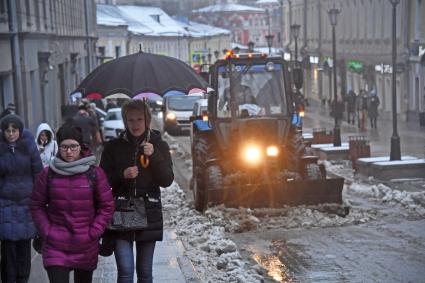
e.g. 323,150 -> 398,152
107,197 -> 148,231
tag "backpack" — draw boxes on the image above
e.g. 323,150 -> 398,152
32,166 -> 97,253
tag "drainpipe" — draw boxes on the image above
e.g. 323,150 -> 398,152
285,0 -> 293,52
303,0 -> 307,50
318,0 -> 323,102
7,0 -> 23,117
84,0 -> 92,72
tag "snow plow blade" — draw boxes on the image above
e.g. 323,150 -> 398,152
208,178 -> 344,208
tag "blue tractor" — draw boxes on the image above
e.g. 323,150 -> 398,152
190,52 -> 344,212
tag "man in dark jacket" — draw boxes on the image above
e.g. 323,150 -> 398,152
73,104 -> 98,151
100,100 -> 174,283
368,90 -> 380,129
346,89 -> 357,125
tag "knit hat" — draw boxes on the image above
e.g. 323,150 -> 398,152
6,103 -> 15,112
1,114 -> 24,137
56,124 -> 84,146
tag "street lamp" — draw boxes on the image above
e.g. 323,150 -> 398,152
328,5 -> 341,146
290,24 -> 301,66
389,0 -> 401,160
265,34 -> 274,55
207,53 -> 212,64
248,41 -> 255,52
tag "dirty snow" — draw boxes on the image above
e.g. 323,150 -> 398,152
160,132 -> 425,282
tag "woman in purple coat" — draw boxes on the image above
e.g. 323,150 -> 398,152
30,124 -> 114,283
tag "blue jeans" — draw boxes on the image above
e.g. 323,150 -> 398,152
114,239 -> 156,283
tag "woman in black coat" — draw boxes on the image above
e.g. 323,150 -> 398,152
100,100 -> 174,283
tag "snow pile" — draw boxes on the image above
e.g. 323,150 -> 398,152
162,183 -> 264,283
204,204 -> 378,232
349,183 -> 425,216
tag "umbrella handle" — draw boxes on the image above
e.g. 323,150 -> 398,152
140,154 -> 149,168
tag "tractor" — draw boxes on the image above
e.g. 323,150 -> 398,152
190,51 -> 344,212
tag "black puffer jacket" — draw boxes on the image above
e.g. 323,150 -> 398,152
100,129 -> 174,241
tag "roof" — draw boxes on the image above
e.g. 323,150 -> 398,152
193,3 -> 264,13
256,0 -> 279,4
173,18 -> 231,37
97,4 -> 230,37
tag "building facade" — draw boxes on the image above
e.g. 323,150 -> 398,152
96,4 -> 231,70
191,3 -> 271,49
0,0 -> 97,131
283,0 -> 424,123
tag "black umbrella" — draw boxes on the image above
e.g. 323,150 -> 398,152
75,52 -> 208,97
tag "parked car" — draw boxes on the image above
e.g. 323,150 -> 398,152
102,108 -> 124,141
162,94 -> 204,136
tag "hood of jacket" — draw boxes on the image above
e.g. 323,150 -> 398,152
35,123 -> 54,143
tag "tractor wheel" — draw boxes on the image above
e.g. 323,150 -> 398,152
287,128 -> 306,172
193,170 -> 207,211
192,134 -> 209,212
204,165 -> 223,207
305,163 -> 324,180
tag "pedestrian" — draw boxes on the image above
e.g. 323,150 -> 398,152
330,96 -> 344,127
0,103 -> 16,119
0,114 -> 43,283
35,123 -> 58,167
106,99 -> 118,111
346,89 -> 357,125
357,89 -> 368,130
368,88 -> 380,129
72,104 -> 99,152
30,124 -> 114,283
100,100 -> 174,283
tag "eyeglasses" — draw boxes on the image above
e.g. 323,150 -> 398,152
59,144 -> 80,151
5,128 -> 18,134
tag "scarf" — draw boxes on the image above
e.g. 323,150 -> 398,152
49,155 -> 96,176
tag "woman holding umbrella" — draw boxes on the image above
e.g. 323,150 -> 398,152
100,100 -> 174,283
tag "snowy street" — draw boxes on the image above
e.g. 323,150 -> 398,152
159,113 -> 425,282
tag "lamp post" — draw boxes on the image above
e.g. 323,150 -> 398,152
328,5 -> 341,146
265,34 -> 274,55
248,41 -> 255,52
389,0 -> 401,160
207,53 -> 212,64
265,8 -> 274,55
290,24 -> 301,66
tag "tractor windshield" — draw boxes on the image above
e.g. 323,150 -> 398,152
216,62 -> 288,118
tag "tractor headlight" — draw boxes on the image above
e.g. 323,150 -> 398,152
242,145 -> 262,165
166,112 -> 176,121
266,146 -> 279,157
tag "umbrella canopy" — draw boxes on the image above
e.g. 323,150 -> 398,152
85,92 -> 102,100
133,92 -> 162,101
75,52 -> 208,98
163,90 -> 186,98
105,93 -> 131,100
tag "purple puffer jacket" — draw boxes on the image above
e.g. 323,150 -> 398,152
30,166 -> 114,271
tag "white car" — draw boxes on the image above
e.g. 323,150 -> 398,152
102,108 -> 124,141
163,94 -> 204,135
